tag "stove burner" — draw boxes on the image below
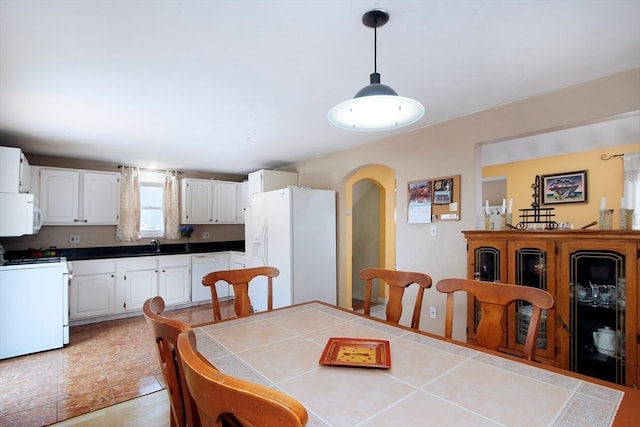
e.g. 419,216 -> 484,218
5,257 -> 65,265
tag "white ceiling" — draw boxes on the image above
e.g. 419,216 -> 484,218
1,0 -> 639,175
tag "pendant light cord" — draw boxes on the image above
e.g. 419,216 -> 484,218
373,24 -> 377,74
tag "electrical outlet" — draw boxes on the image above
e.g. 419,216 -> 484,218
430,224 -> 437,237
429,306 -> 437,319
202,232 -> 210,239
70,235 -> 80,244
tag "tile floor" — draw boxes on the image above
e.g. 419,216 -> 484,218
0,302 -> 234,427
0,300 -> 377,427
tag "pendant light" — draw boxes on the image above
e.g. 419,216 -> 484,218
328,9 -> 424,131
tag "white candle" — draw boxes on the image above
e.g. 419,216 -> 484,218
485,200 -> 489,215
501,199 -> 506,214
508,198 -> 513,214
600,197 -> 606,210
621,197 -> 626,209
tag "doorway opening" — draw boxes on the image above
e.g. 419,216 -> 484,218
344,165 -> 395,309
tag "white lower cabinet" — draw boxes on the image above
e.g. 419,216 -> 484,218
159,256 -> 191,306
70,260 -> 117,320
70,252 -> 243,323
119,258 -> 158,312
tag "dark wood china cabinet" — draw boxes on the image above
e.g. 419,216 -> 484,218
463,230 -> 638,388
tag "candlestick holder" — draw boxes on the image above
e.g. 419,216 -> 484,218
484,214 -> 491,230
499,214 -> 507,230
619,209 -> 633,230
598,209 -> 613,230
505,213 -> 513,228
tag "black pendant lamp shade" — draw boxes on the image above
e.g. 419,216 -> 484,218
328,9 -> 424,131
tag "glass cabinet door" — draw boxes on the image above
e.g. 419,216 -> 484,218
467,241 -> 507,347
508,241 -> 556,360
474,246 -> 502,282
569,249 -> 625,385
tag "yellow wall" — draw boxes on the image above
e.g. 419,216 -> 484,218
483,143 -> 640,229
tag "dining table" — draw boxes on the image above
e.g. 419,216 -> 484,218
192,301 -> 639,427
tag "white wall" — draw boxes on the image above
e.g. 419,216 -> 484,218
291,68 -> 640,339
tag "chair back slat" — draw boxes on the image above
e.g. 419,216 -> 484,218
435,278 -> 555,360
359,268 -> 433,329
202,266 -> 280,321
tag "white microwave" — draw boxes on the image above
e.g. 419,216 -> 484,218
0,193 -> 43,237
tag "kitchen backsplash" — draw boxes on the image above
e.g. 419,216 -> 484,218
0,223 -> 244,252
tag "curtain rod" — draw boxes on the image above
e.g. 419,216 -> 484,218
600,153 -> 623,161
117,165 -> 183,174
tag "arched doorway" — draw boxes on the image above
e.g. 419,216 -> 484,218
344,165 -> 395,308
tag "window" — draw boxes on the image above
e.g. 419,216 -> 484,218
139,171 -> 165,238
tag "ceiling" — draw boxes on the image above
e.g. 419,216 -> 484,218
1,1 -> 639,175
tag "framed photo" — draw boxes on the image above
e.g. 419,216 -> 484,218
433,190 -> 452,205
541,170 -> 588,205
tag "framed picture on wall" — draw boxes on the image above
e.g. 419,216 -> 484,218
541,170 -> 588,205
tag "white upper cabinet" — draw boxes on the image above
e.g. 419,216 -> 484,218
0,146 -> 31,193
238,181 -> 249,223
180,178 -> 213,223
181,178 -> 243,224
39,167 -> 120,225
83,172 -> 121,223
40,168 -> 80,224
213,181 -> 238,223
247,169 -> 298,197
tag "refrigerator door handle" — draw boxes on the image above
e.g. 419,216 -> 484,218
261,225 -> 268,265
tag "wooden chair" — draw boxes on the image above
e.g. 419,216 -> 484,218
177,329 -> 308,427
143,296 -> 200,427
359,268 -> 433,329
435,278 -> 555,360
202,266 -> 280,321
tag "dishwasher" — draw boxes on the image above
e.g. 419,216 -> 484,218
190,253 -> 230,303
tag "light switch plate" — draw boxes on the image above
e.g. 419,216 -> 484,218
202,232 -> 210,239
70,235 -> 80,244
430,224 -> 437,237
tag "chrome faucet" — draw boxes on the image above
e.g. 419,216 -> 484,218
150,239 -> 161,252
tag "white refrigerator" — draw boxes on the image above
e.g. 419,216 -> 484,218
245,187 -> 336,311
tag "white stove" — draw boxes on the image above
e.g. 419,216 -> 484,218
0,256 -> 70,359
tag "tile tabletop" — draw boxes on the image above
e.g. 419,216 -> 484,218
195,302 -> 627,427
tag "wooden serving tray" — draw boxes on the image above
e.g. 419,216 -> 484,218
319,337 -> 391,369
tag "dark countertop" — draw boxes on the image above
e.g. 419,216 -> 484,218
5,241 -> 245,261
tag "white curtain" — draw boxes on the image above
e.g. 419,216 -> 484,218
624,153 -> 640,230
164,172 -> 181,239
116,167 -> 141,241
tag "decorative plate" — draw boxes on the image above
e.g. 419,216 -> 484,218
319,338 -> 391,369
